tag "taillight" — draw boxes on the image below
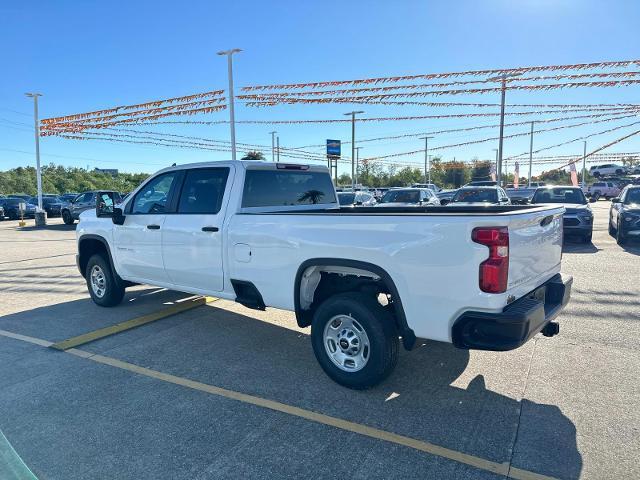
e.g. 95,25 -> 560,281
472,227 -> 509,293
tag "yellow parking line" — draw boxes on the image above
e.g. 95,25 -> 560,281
0,327 -> 558,480
49,296 -> 217,351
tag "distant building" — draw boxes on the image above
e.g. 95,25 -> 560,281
94,168 -> 118,176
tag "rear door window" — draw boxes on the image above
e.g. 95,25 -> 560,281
242,169 -> 336,208
177,168 -> 229,214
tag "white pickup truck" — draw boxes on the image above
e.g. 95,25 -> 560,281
77,161 -> 572,389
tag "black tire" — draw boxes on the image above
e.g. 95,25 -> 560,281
609,218 -> 616,236
616,220 -> 627,246
62,210 -> 75,225
592,192 -> 601,201
311,292 -> 399,390
9,211 -> 18,220
85,253 -> 125,307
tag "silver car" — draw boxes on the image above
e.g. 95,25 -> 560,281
376,188 -> 440,207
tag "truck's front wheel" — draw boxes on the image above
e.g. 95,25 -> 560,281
311,293 -> 399,390
85,254 -> 125,307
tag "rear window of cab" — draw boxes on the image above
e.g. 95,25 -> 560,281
242,169 -> 337,208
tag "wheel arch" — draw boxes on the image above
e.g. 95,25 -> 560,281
77,234 -> 120,281
294,258 -> 416,350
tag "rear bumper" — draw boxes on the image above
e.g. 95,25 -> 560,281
452,273 -> 572,351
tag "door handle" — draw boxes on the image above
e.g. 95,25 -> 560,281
147,224 -> 160,230
202,226 -> 219,232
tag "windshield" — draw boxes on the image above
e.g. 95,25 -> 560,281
337,193 -> 356,205
532,188 -> 587,205
380,190 -> 420,203
625,189 -> 640,205
41,197 -> 62,204
451,189 -> 498,203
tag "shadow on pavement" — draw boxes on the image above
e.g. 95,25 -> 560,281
17,223 -> 77,232
562,241 -> 601,254
0,295 -> 583,479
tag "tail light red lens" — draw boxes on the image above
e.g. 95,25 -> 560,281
472,227 -> 509,293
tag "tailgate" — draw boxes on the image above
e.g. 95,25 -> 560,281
507,207 -> 564,297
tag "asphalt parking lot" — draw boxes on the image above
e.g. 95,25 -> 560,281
0,202 -> 638,480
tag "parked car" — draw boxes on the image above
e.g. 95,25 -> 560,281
531,186 -> 593,243
589,164 -> 628,177
0,198 -> 37,219
587,181 -> 620,201
449,186 -> 510,205
337,191 -> 377,207
8,193 -> 31,201
411,183 -> 441,192
465,180 -> 497,187
609,185 -> 640,245
77,160 -> 570,389
62,190 -> 122,225
505,187 -> 537,205
29,195 -> 65,217
0,204 -> 4,220
436,189 -> 458,206
375,187 -> 440,206
60,193 -> 80,203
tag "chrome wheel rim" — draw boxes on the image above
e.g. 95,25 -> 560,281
323,314 -> 370,372
90,265 -> 106,298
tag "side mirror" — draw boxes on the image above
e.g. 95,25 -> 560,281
97,191 -> 126,225
96,191 -> 116,217
611,197 -> 621,203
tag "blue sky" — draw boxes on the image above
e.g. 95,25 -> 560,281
1,0 -> 640,176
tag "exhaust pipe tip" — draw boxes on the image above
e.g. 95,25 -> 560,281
541,322 -> 560,337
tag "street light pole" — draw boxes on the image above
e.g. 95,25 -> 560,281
25,93 -> 43,211
269,131 -> 277,162
344,111 -> 364,189
355,147 -> 363,186
276,136 -> 280,163
217,48 -> 241,161
487,72 -> 522,186
419,136 -> 434,184
528,121 -> 534,187
582,141 -> 587,188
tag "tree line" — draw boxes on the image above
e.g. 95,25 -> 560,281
0,165 -> 149,196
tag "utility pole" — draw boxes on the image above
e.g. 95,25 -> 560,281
217,48 -> 241,161
528,121 -> 534,187
269,131 -> 277,162
276,136 -> 280,163
419,136 -> 434,184
344,111 -> 364,189
582,141 -> 587,188
487,72 -> 522,186
355,147 -> 363,186
25,93 -> 43,212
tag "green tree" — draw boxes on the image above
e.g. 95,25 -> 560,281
241,151 -> 265,160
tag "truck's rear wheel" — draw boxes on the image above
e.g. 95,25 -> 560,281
85,254 -> 125,307
311,293 -> 399,390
